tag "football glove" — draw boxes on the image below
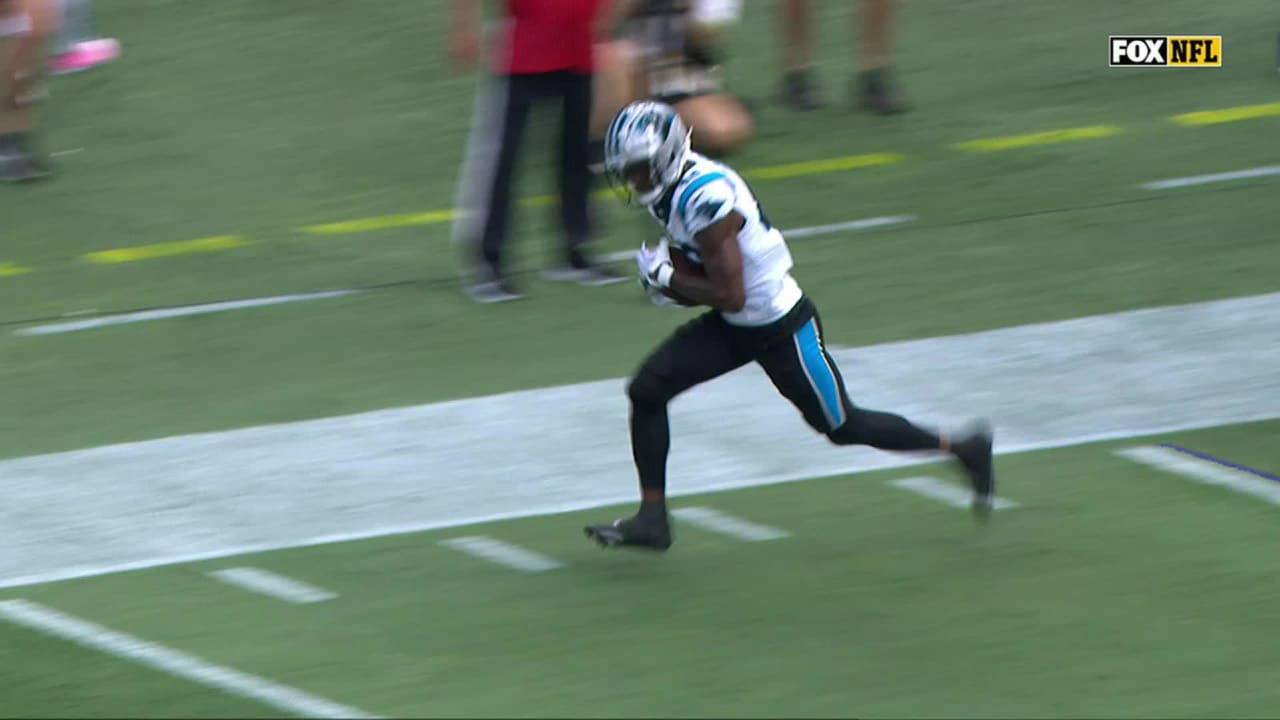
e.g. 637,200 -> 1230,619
636,239 -> 675,289
641,277 -> 678,306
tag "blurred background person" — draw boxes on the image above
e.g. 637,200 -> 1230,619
449,0 -> 626,304
777,0 -> 908,114
0,0 -> 58,182
46,0 -> 119,75
590,0 -> 752,162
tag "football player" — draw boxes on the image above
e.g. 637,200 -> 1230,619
584,101 -> 993,551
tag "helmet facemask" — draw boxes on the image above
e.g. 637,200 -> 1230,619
604,102 -> 691,207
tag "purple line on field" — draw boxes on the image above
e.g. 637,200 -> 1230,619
1158,443 -> 1280,484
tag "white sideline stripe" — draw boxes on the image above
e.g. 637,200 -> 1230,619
208,567 -> 337,604
1140,165 -> 1280,190
0,599 -> 380,719
673,507 -> 789,541
15,290 -> 361,336
1115,446 -> 1280,506
784,215 -> 916,238
1,291 -> 1279,590
440,536 -> 562,572
890,477 -> 1018,510
599,214 -> 915,263
0,416 -> 1274,593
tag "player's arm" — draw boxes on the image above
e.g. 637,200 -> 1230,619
667,212 -> 747,312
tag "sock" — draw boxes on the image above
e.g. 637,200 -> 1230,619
640,490 -> 666,519
829,408 -> 943,452
630,403 -> 670,505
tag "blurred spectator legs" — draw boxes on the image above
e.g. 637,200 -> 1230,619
47,0 -> 119,75
777,0 -> 908,114
1,0 -> 58,181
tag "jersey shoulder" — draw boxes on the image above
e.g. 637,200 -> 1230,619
674,155 -> 739,235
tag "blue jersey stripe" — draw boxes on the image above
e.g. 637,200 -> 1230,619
676,173 -> 725,218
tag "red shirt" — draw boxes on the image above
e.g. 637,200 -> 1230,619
497,0 -> 603,75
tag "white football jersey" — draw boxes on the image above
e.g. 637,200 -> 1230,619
646,152 -> 802,326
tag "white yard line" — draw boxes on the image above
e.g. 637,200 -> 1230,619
0,291 -> 1277,590
889,477 -> 1018,510
600,214 -> 915,263
1115,446 -> 1280,506
0,600 -> 380,719
784,215 -> 916,238
1140,165 -> 1280,190
439,536 -> 563,573
672,507 -> 789,541
15,290 -> 361,336
208,567 -> 337,604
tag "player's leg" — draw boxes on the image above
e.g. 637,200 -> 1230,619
47,0 -> 118,75
544,69 -> 625,286
775,0 -> 821,110
0,0 -> 54,181
674,92 -> 753,156
853,0 -> 908,114
585,311 -> 751,551
756,299 -> 995,511
452,72 -> 535,302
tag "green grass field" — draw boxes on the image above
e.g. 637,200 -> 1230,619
2,0 -> 1279,717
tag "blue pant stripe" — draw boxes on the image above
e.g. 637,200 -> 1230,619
794,319 -> 846,430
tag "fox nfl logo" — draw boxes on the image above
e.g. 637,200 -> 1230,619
1110,36 -> 1222,67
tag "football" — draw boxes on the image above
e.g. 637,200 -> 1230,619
663,246 -> 702,306
670,246 -> 706,277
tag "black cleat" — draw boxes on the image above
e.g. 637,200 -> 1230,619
779,69 -> 822,111
584,511 -> 673,551
951,421 -> 995,520
0,151 -> 53,183
855,67 -> 911,115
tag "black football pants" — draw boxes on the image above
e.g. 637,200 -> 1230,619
453,70 -> 593,277
626,297 -> 943,494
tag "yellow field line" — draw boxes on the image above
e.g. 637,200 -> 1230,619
952,125 -> 1123,152
1171,102 -> 1280,127
302,210 -> 458,235
21,100 -> 1276,270
744,152 -> 905,180
521,187 -> 618,208
83,235 -> 252,265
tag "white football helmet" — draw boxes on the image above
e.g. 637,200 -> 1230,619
603,101 -> 691,205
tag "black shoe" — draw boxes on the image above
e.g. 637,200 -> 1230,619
0,150 -> 53,183
544,253 -> 628,287
585,510 -> 673,551
779,69 -> 822,111
856,67 -> 911,115
464,267 -> 524,303
951,421 -> 995,520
